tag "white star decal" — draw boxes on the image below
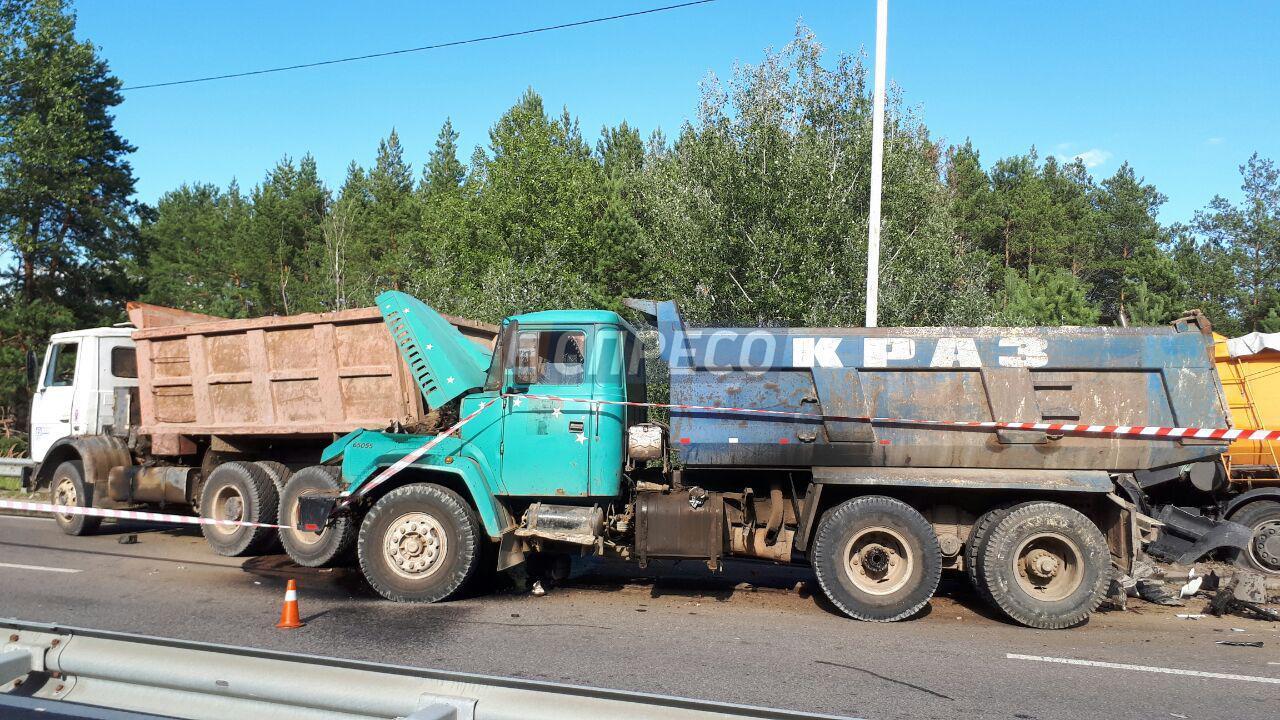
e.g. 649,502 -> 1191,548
512,396 -> 524,407
551,406 -> 562,418
425,344 -> 433,350
446,376 -> 455,384
575,433 -> 587,444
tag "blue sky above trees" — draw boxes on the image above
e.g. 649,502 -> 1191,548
74,1 -> 1279,222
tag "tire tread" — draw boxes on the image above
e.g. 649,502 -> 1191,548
980,501 -> 1109,629
811,495 -> 942,623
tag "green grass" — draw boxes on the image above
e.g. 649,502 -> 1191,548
0,475 -> 22,491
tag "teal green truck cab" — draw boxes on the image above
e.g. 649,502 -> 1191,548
317,294 -> 636,539
285,291 -> 1231,630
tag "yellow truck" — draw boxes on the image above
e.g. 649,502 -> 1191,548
1127,328 -> 1280,575
1215,332 -> 1280,483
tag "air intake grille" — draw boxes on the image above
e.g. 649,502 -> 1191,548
385,310 -> 438,401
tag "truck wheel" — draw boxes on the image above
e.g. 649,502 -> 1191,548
979,502 -> 1109,629
253,461 -> 292,497
280,466 -> 356,567
965,503 -> 1020,604
811,495 -> 942,622
357,483 -> 481,603
1229,500 -> 1280,575
50,460 -> 101,536
199,461 -> 279,557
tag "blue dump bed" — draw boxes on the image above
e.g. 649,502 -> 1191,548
642,304 -> 1230,473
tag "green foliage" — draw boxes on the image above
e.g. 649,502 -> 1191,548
3,11 -> 1279,439
635,27 -> 992,327
0,0 -> 138,429
1192,153 -> 1280,334
999,268 -> 1101,326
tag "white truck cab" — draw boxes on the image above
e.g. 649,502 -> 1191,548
30,327 -> 138,463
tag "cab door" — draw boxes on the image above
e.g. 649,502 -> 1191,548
500,327 -> 593,496
31,340 -> 83,462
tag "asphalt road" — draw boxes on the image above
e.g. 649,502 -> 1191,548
1,513 -> 1277,720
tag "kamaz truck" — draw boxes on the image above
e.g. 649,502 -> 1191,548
21,301 -> 495,552
283,292 -> 1238,629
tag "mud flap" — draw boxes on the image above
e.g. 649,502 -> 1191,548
1145,505 -> 1253,565
296,492 -> 340,534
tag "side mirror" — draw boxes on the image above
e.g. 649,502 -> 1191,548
25,350 -> 37,385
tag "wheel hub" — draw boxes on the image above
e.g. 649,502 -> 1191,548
1013,532 -> 1084,602
860,546 -> 891,574
1025,548 -> 1061,579
208,485 -> 245,535
386,513 -> 446,579
1252,521 -> 1280,568
54,478 -> 77,521
843,527 -> 912,596
223,496 -> 243,522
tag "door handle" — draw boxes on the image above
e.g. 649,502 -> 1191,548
568,420 -> 585,433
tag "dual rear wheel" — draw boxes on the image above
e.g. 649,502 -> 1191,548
812,496 -> 1110,629
967,501 -> 1110,629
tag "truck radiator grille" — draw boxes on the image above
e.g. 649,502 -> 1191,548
384,310 -> 439,401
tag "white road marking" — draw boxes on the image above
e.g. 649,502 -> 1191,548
0,561 -> 81,574
1007,654 -> 1280,685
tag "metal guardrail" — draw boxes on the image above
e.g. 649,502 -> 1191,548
0,618 -> 855,720
0,457 -> 33,479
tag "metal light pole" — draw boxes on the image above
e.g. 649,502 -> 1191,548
864,0 -> 888,328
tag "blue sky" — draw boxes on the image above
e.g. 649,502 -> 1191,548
73,1 -> 1279,224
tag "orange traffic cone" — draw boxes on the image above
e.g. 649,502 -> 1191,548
276,578 -> 303,629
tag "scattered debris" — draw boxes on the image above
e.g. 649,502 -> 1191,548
117,534 -> 138,545
1204,571 -> 1280,622
1233,570 -> 1268,604
1105,571 -> 1137,610
1215,640 -> 1264,648
530,580 -> 546,597
1176,613 -> 1206,620
1124,557 -> 1186,606
1138,578 -> 1184,606
1201,570 -> 1222,593
1179,569 -> 1203,599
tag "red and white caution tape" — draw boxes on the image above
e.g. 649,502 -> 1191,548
504,393 -> 1280,442
10,391 -> 1265,527
0,498 -> 286,529
341,397 -> 500,501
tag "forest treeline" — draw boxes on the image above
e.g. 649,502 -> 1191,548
135,33 -> 1279,335
3,1 -> 1279,439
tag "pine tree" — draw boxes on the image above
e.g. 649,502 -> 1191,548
1000,268 -> 1102,326
248,155 -> 329,314
1091,162 -> 1170,325
423,119 -> 466,195
361,130 -> 418,293
1193,154 -> 1280,332
0,0 -> 138,430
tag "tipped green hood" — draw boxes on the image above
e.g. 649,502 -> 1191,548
377,291 -> 492,408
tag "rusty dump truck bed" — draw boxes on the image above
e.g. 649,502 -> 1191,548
126,302 -> 496,440
650,307 -> 1233,474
